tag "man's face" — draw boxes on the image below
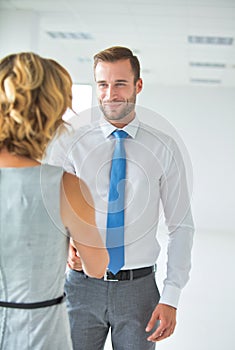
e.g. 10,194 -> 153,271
95,59 -> 142,126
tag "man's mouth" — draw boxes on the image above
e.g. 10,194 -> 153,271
103,101 -> 125,108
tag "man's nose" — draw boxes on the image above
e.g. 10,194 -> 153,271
106,85 -> 117,100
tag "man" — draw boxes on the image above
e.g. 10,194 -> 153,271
47,46 -> 194,349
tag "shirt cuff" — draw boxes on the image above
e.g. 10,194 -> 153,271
159,284 -> 181,308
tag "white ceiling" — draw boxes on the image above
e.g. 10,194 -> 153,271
0,0 -> 235,87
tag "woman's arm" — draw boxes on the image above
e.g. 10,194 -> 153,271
60,172 -> 109,278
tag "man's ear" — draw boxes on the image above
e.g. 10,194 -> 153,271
136,78 -> 143,94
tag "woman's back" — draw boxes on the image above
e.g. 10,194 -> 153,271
0,51 -> 108,349
0,164 -> 72,349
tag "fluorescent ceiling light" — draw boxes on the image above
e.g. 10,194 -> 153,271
188,36 -> 233,45
190,78 -> 221,84
189,62 -> 226,68
47,31 -> 93,40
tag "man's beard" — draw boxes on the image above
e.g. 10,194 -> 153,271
99,92 -> 136,122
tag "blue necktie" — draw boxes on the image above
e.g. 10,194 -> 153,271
106,130 -> 128,274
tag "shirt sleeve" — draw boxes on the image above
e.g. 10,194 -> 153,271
43,125 -> 76,175
159,138 -> 195,308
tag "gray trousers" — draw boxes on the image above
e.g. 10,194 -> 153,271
65,269 -> 160,350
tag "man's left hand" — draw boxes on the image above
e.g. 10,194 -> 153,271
145,303 -> 177,342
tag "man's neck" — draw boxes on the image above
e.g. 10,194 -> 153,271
105,112 -> 135,129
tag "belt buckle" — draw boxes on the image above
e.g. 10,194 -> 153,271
103,270 -> 119,282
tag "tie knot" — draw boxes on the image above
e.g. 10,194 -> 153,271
113,130 -> 128,139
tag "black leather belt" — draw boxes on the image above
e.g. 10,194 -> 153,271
0,294 -> 65,309
77,266 -> 155,281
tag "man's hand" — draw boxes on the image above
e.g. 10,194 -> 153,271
145,303 -> 177,342
67,241 -> 83,271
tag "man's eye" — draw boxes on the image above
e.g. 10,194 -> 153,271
98,83 -> 107,88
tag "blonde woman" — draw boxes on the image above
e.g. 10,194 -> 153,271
0,52 -> 108,349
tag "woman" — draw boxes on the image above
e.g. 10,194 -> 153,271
0,52 -> 109,349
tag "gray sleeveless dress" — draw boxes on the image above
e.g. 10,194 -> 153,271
0,165 -> 73,349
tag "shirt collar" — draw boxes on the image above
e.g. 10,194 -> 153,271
99,116 -> 140,139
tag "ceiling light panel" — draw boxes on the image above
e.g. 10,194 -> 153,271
46,31 -> 93,40
188,36 -> 233,45
190,78 -> 222,84
189,62 -> 226,68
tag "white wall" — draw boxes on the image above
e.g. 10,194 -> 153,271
0,10 -> 39,56
138,85 -> 235,233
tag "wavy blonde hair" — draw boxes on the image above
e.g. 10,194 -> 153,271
0,52 -> 72,159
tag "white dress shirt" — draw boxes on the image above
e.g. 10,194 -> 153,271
46,115 -> 194,308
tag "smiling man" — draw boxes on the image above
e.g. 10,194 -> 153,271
47,46 -> 194,350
